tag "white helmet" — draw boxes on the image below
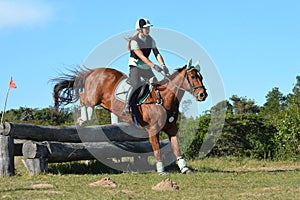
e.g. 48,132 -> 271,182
135,18 -> 153,30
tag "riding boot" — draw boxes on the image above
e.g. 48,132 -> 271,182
122,87 -> 133,115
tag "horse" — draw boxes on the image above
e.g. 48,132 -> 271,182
52,59 -> 207,174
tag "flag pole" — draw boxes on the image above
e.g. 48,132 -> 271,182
1,76 -> 12,125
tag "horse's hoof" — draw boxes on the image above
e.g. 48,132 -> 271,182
76,118 -> 85,126
158,171 -> 168,176
181,167 -> 194,174
184,169 -> 193,174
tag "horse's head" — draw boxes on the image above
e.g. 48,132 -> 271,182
182,59 -> 208,101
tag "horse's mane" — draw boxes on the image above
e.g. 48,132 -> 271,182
157,65 -> 187,85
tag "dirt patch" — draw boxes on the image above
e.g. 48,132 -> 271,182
89,177 -> 117,187
152,178 -> 179,191
121,189 -> 134,194
32,184 -> 54,189
37,190 -> 65,195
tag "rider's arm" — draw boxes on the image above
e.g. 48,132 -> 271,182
133,49 -> 156,67
152,48 -> 165,67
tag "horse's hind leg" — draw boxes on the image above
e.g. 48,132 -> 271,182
79,106 -> 93,121
77,92 -> 94,125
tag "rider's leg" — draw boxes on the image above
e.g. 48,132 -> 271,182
123,86 -> 133,114
123,66 -> 141,114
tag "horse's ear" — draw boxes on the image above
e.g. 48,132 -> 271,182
194,60 -> 201,71
187,58 -> 193,69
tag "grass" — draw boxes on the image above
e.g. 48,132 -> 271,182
0,157 -> 300,199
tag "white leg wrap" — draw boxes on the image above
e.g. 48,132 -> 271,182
80,106 -> 88,122
87,106 -> 93,121
177,157 -> 189,173
156,161 -> 165,175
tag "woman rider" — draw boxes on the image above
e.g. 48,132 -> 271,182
123,18 -> 169,114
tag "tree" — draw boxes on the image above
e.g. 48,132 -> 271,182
230,95 -> 260,114
286,76 -> 300,107
209,100 -> 232,114
272,76 -> 300,159
260,87 -> 286,120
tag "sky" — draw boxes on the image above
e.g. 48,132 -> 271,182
0,0 -> 299,115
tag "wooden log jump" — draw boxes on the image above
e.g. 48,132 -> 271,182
0,122 -> 149,142
0,122 -> 174,177
22,140 -> 170,163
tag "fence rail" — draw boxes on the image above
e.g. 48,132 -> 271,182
0,122 -> 173,177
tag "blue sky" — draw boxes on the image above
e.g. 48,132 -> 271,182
0,0 -> 299,114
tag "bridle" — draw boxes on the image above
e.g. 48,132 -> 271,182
184,68 -> 206,95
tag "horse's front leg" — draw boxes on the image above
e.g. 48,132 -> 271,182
167,127 -> 192,174
147,127 -> 165,175
169,135 -> 192,174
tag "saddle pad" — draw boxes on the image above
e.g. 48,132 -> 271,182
115,78 -> 130,102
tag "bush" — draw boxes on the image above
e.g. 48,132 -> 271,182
184,113 -> 276,159
272,105 -> 300,160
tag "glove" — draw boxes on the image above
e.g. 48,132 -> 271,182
162,65 -> 169,75
153,64 -> 163,72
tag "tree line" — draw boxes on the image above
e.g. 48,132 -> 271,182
183,76 -> 300,160
1,76 -> 299,160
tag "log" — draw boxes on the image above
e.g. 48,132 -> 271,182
0,122 -> 149,143
0,122 -> 11,136
22,140 -> 172,163
0,134 -> 14,177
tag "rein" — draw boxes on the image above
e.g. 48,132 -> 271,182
141,67 -> 205,106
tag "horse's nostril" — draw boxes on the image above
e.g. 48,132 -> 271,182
199,93 -> 205,98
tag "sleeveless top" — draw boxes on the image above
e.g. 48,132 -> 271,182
128,35 -> 156,69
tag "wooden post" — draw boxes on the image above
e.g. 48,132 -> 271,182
22,158 -> 48,176
0,122 -> 14,177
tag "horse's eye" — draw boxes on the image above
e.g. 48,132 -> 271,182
191,75 -> 196,79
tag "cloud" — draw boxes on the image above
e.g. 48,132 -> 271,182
0,0 -> 53,29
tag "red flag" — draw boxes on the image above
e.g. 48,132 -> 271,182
9,77 -> 17,89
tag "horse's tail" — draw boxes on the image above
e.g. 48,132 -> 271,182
51,67 -> 92,111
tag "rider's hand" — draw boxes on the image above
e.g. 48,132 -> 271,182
162,64 -> 169,75
153,64 -> 163,72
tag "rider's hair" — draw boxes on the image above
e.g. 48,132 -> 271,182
126,31 -> 140,50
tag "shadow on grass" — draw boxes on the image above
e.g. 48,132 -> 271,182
47,159 -> 300,175
0,187 -> 51,193
48,160 -> 122,175
48,160 -> 179,175
195,166 -> 300,174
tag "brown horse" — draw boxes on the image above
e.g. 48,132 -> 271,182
53,59 -> 207,174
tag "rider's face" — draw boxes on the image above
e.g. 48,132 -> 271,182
141,27 -> 150,36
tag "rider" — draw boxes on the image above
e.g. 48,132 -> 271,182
123,18 -> 169,114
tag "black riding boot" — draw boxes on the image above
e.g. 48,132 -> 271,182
122,87 -> 133,115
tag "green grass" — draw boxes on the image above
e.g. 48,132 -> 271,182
1,157 -> 300,199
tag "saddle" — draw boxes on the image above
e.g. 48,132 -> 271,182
131,84 -> 150,106
115,78 -> 152,105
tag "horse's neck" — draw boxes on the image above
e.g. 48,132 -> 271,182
160,72 -> 186,108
